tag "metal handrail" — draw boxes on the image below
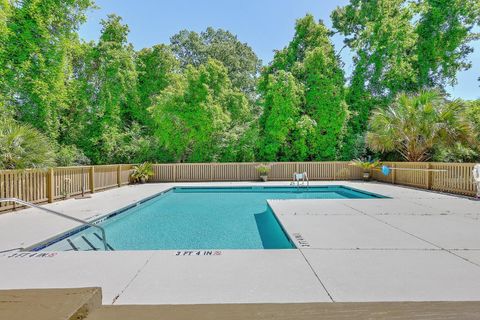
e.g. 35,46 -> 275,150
0,198 -> 109,251
291,172 -> 309,189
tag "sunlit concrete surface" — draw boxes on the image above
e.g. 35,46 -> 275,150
0,181 -> 479,304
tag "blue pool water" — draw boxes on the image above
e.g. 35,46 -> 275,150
37,186 -> 384,251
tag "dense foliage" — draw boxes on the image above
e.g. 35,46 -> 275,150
0,0 -> 479,169
332,0 -> 480,160
170,28 -> 261,101
0,119 -> 55,169
259,15 -> 348,161
367,91 -> 472,162
150,59 -> 254,162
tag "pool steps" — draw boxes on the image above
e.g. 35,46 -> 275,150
47,233 -> 114,251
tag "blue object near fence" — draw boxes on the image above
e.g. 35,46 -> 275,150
382,165 -> 391,176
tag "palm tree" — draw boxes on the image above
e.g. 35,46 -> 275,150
366,90 -> 471,162
0,119 -> 55,169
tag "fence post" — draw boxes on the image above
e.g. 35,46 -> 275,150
47,168 -> 54,203
426,163 -> 432,190
173,164 -> 176,182
117,164 -> 122,187
333,162 -> 337,180
89,166 -> 95,194
391,163 -> 396,184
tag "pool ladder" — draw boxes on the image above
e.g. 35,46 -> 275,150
0,198 -> 110,251
291,172 -> 309,189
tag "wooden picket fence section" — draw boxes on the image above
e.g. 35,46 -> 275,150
0,161 -> 477,212
372,162 -> 477,196
149,162 -> 364,182
0,165 -> 132,212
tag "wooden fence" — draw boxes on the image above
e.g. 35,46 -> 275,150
372,162 -> 477,197
0,165 -> 132,212
149,162 -> 364,182
0,161 -> 477,212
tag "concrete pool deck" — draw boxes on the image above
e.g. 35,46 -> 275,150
0,181 -> 479,305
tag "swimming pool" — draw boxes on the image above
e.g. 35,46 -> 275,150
33,186 -> 385,251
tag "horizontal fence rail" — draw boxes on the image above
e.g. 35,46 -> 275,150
0,164 -> 132,212
0,161 -> 477,212
150,162 -> 364,182
371,162 -> 477,196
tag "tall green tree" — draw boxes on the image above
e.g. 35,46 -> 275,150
0,0 -> 11,117
150,59 -> 251,162
303,47 -> 348,160
339,55 -> 379,160
3,0 -> 94,139
260,15 -> 347,160
66,14 -> 139,164
95,14 -> 138,127
332,0 -> 418,96
0,0 -> 9,38
332,0 -> 417,160
59,39 -> 95,149
332,0 -> 479,160
258,71 -> 306,161
136,45 -> 178,127
170,27 -> 261,99
415,0 -> 480,88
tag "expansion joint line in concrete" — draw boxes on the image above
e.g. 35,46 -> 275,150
298,249 -> 335,302
343,204 -> 480,269
111,251 -> 156,304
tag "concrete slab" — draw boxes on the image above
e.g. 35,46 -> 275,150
277,214 -> 434,249
411,198 -> 480,219
115,250 -> 330,305
347,183 -> 459,200
452,250 -> 480,266
344,199 -> 446,215
374,214 -> 480,249
0,251 -> 153,304
268,200 -> 361,216
303,249 -> 480,302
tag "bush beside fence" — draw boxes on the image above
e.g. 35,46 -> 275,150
0,161 -> 477,212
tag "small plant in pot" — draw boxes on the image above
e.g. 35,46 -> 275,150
350,159 -> 381,181
256,163 -> 271,182
131,162 -> 154,184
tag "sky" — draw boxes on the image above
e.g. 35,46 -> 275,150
79,0 -> 480,100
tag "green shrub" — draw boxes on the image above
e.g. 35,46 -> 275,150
0,119 -> 55,169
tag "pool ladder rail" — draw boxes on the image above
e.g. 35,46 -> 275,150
291,172 -> 309,189
0,197 -> 110,251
